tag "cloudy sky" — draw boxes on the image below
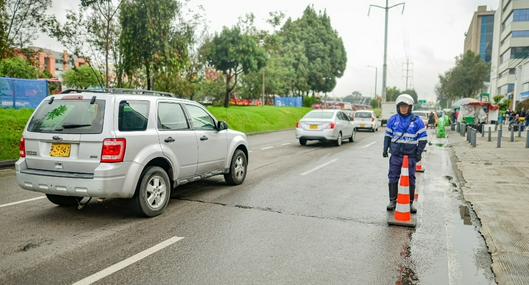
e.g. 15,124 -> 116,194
37,0 -> 499,101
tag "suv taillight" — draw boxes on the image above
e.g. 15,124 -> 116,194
329,122 -> 336,129
101,138 -> 126,163
19,138 -> 26,158
296,122 -> 301,128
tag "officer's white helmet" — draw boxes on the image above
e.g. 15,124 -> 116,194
395,94 -> 414,107
395,94 -> 414,115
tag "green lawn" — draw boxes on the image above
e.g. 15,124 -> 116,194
0,109 -> 33,161
208,106 -> 312,134
0,106 -> 310,161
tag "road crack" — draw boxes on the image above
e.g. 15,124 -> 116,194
176,197 -> 385,227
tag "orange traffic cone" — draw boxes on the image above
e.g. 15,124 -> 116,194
416,162 -> 425,173
387,155 -> 417,228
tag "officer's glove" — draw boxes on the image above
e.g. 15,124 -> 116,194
383,151 -> 388,158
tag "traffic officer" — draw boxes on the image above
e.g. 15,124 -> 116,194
383,94 -> 428,213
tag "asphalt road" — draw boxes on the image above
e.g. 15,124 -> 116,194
0,129 -> 495,284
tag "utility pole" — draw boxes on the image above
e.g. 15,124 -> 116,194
402,57 -> 413,90
367,65 -> 378,98
369,0 -> 405,103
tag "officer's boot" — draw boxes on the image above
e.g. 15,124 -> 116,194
409,185 -> 417,214
386,183 -> 398,211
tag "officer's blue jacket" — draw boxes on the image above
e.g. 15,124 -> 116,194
383,113 -> 428,157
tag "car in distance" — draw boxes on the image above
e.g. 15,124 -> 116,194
16,89 -> 249,217
352,110 -> 379,132
413,111 -> 429,127
296,109 -> 355,146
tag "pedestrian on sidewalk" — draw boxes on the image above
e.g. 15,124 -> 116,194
383,94 -> 428,213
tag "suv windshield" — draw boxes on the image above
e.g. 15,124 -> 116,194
27,99 -> 105,134
304,111 -> 335,119
355,112 -> 372,118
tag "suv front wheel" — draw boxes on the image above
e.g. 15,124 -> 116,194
133,166 -> 171,217
225,149 -> 247,185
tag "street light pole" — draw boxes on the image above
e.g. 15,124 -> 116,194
369,0 -> 405,103
367,65 -> 378,98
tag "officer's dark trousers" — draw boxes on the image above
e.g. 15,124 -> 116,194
388,154 -> 416,186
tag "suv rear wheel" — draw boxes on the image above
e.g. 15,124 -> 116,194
46,194 -> 81,207
225,149 -> 247,185
133,166 -> 171,217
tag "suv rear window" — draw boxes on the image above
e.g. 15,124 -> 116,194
119,100 -> 149,131
28,99 -> 105,134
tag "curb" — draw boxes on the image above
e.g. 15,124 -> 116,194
0,160 -> 16,169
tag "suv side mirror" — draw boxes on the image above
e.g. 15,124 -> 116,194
217,121 -> 228,131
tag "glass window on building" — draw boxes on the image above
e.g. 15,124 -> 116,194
512,30 -> 529,37
480,15 -> 494,63
511,47 -> 529,59
508,83 -> 515,93
513,9 -> 529,22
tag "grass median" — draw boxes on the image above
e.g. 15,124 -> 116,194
0,106 -> 311,161
208,106 -> 311,134
0,109 -> 33,161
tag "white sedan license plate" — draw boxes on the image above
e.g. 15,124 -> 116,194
310,124 -> 319,130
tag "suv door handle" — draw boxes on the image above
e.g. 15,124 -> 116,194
164,137 -> 175,143
200,135 -> 209,141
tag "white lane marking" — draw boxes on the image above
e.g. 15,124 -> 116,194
73,236 -> 185,285
249,150 -> 254,153
281,143 -> 291,146
361,141 -> 377,149
261,146 -> 274,150
0,196 -> 46,209
300,159 -> 338,176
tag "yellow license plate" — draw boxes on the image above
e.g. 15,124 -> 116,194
361,124 -> 366,128
50,143 -> 71,157
310,124 -> 319,130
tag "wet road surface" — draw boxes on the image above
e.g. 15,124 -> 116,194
0,130 -> 495,284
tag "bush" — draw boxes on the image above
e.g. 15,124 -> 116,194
0,57 -> 39,79
303,96 -> 320,107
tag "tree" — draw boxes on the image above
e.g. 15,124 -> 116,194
119,0 -> 190,90
280,6 -> 347,95
205,26 -> 267,107
1,0 -> 53,56
63,65 -> 103,89
0,57 -> 38,78
82,0 -> 123,87
386,86 -> 401,102
370,98 -> 379,109
437,51 -> 490,101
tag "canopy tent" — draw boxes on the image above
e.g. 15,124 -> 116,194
451,98 -> 479,109
457,101 -> 499,124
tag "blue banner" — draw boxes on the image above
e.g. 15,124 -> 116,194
275,97 -> 303,108
0,77 -> 49,109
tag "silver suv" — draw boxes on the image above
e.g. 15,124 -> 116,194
16,89 -> 249,217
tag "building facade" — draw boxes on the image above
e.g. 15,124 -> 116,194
490,0 -> 529,106
16,47 -> 87,80
465,5 -> 495,63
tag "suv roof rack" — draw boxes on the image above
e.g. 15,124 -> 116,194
60,88 -> 176,97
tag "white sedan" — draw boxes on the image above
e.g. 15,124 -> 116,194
296,109 -> 356,146
353,110 -> 379,132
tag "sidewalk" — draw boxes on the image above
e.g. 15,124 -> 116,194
448,128 -> 529,285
